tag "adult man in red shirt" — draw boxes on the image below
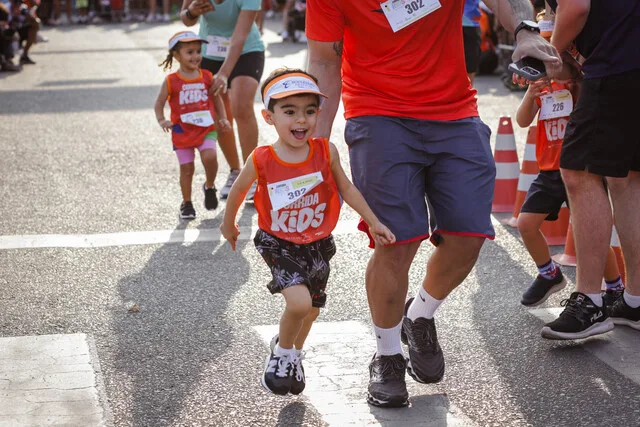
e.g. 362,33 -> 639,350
307,0 -> 562,407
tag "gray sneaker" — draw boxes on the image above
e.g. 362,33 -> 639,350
220,169 -> 240,200
401,298 -> 445,384
366,353 -> 409,408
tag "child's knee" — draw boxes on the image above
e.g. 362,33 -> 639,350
306,306 -> 320,322
180,162 -> 195,175
284,287 -> 313,317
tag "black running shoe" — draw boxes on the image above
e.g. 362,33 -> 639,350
400,298 -> 444,384
521,270 -> 566,307
602,288 -> 624,308
290,354 -> 306,395
366,353 -> 409,408
203,184 -> 218,210
261,351 -> 293,395
179,201 -> 196,220
609,292 -> 640,330
20,55 -> 36,65
541,292 -> 614,340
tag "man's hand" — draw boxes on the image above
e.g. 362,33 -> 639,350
512,31 -> 563,79
219,223 -> 240,251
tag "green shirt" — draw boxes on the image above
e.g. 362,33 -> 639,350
198,0 -> 264,61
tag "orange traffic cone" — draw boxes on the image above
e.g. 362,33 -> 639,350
552,219 -> 576,266
492,116 -> 520,213
610,224 -> 627,284
503,126 -> 538,227
541,204 -> 570,246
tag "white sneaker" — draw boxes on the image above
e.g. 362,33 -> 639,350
162,13 -> 171,22
295,30 -> 307,43
145,13 -> 155,22
245,181 -> 257,201
36,33 -> 49,43
280,30 -> 289,40
265,10 -> 275,19
220,169 -> 240,200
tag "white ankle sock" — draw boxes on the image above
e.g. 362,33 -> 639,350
623,290 -> 640,308
373,322 -> 403,356
274,344 -> 296,357
585,293 -> 603,307
407,287 -> 443,320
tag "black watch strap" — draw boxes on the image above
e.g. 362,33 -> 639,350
514,20 -> 541,39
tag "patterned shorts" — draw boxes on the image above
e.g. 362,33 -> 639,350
254,229 -> 337,308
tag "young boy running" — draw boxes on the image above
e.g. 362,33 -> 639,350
516,78 -> 624,308
220,67 -> 395,395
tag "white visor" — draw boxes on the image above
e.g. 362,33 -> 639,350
169,31 -> 208,50
263,74 -> 327,110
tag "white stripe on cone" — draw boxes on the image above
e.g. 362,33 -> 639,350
517,173 -> 537,192
495,162 -> 520,179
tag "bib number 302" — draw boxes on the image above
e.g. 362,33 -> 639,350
381,0 -> 441,33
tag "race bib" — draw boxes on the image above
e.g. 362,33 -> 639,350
267,172 -> 323,211
381,0 -> 441,33
206,35 -> 230,58
539,89 -> 573,121
180,110 -> 214,127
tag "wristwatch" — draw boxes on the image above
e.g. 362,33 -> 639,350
514,20 -> 540,38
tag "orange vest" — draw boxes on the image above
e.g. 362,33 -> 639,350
252,138 -> 342,245
167,69 -> 216,149
535,82 -> 575,171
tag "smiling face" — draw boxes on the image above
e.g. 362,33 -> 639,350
172,41 -> 203,73
262,94 -> 320,151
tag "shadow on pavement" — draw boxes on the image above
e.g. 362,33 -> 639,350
276,401 -> 309,426
468,238 -> 640,427
112,211 -> 251,426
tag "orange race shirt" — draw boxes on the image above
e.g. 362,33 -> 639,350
306,0 -> 478,121
252,138 -> 342,245
535,82 -> 575,171
167,70 -> 216,149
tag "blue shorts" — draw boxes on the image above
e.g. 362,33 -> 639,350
345,116 -> 496,246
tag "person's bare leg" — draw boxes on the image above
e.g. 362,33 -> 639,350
199,148 -> 218,189
467,72 -> 476,86
229,76 -> 259,162
603,247 -> 622,283
294,307 -> 319,350
608,172 -> 640,295
179,162 -> 195,201
216,92 -> 241,170
518,212 -> 551,265
279,285 -> 312,350
561,169 -> 612,296
422,234 -> 485,299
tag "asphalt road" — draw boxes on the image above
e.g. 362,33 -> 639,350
1,17 -> 639,427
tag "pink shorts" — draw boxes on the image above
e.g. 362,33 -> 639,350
174,137 -> 217,165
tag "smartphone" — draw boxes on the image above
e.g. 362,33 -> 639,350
508,57 -> 547,81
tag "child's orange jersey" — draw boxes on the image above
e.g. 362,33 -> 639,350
167,69 -> 216,149
535,82 -> 575,171
252,138 -> 342,245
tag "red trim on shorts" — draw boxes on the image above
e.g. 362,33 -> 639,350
357,218 -> 430,249
429,230 -> 495,246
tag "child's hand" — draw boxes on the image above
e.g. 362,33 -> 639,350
219,222 -> 240,251
526,79 -> 548,98
158,119 -> 173,133
369,222 -> 396,246
216,118 -> 231,133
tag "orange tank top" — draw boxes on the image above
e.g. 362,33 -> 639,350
535,82 -> 575,171
167,70 -> 216,149
252,138 -> 342,245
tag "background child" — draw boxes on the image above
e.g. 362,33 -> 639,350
220,67 -> 395,396
515,77 -> 624,308
154,31 -> 231,220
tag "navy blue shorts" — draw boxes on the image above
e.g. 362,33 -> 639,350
345,116 -> 496,246
520,170 -> 568,221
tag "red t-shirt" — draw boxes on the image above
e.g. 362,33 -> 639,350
306,0 -> 478,121
535,82 -> 575,171
167,70 -> 216,149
